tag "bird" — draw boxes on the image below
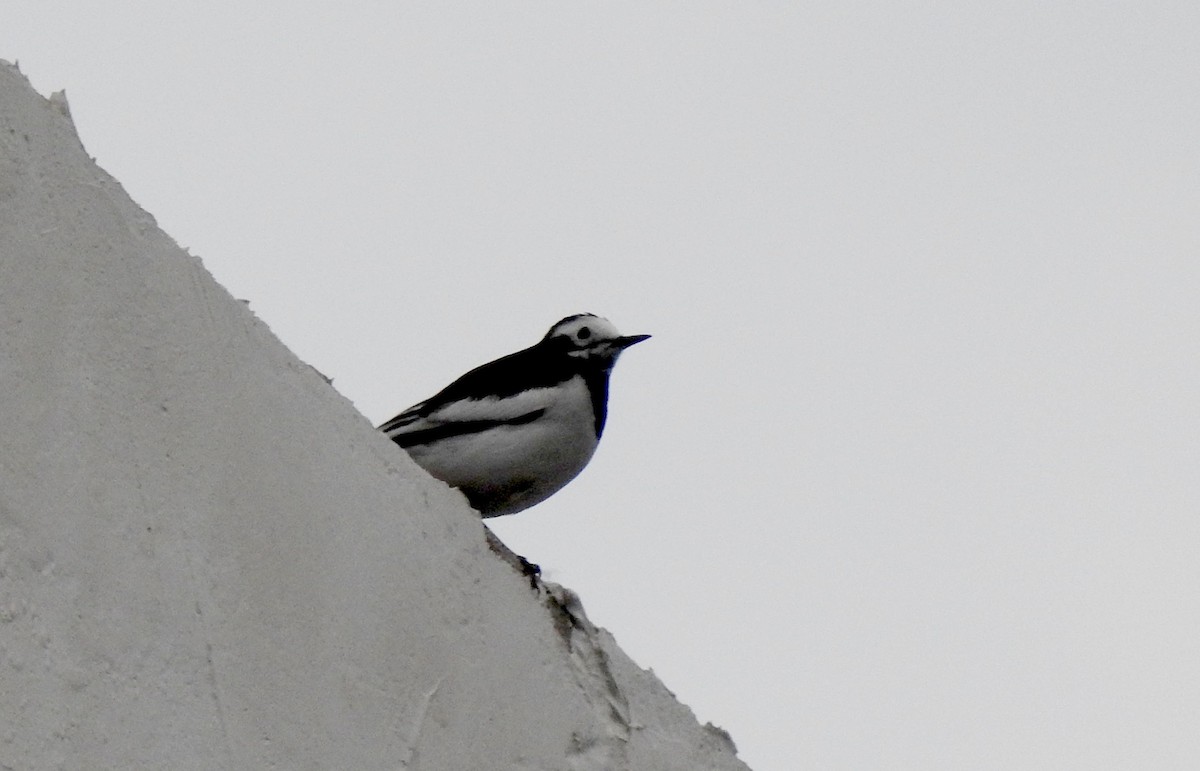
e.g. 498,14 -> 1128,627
379,314 -> 650,518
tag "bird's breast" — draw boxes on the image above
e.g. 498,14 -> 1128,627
404,375 -> 601,517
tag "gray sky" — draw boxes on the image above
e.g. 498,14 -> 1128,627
7,4 -> 1199,768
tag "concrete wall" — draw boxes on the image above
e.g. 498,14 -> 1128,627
0,62 -> 749,770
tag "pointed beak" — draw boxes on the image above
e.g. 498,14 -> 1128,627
614,333 -> 651,349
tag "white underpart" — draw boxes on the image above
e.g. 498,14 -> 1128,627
403,376 -> 599,517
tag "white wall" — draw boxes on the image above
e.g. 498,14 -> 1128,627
0,62 -> 748,771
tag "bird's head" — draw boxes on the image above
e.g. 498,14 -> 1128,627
542,313 -> 650,364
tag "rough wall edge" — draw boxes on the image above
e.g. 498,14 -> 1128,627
0,59 -> 751,770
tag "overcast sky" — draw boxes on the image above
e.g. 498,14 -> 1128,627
7,4 -> 1200,768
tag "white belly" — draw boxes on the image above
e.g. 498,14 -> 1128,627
404,377 -> 599,517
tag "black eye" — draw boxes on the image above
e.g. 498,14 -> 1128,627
577,327 -> 591,340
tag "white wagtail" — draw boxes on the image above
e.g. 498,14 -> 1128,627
379,314 -> 649,518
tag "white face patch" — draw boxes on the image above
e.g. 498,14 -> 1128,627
547,315 -> 624,351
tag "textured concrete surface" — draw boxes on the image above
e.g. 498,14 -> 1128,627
0,61 -> 749,770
